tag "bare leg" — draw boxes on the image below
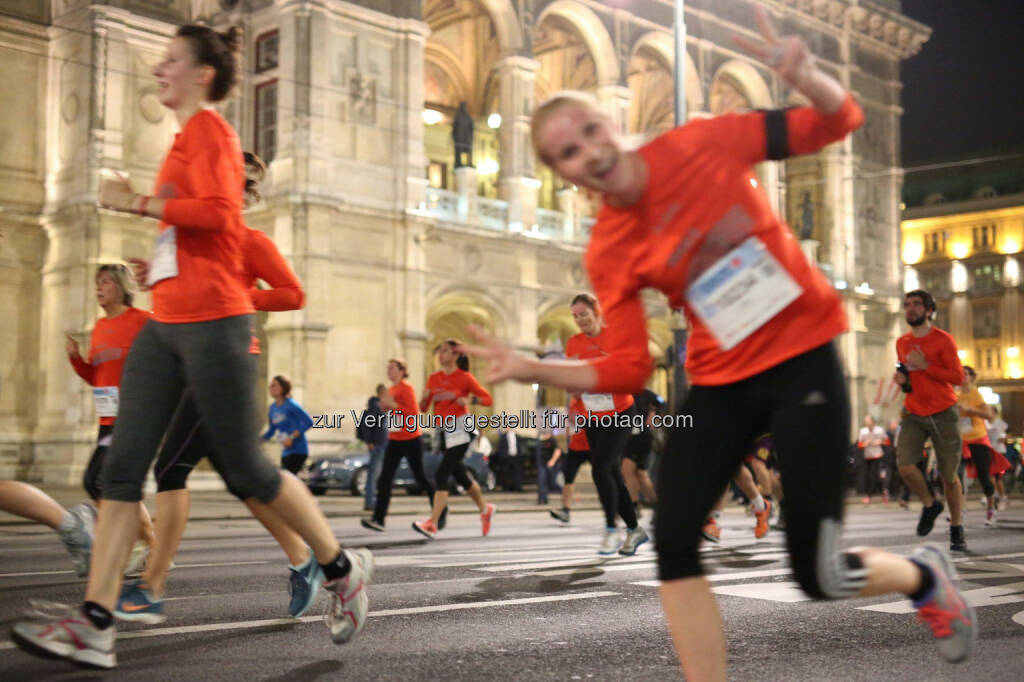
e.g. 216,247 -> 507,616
465,481 -> 487,513
660,577 -> 727,682
137,502 -> 156,547
621,458 -> 641,502
245,499 -> 310,566
637,470 -> 657,504
899,464 -> 935,507
854,547 -> 923,596
561,482 -> 575,510
944,476 -> 963,526
84,501 -> 140,610
143,490 -> 191,598
733,465 -> 760,502
430,489 -> 450,524
0,481 -> 66,529
261,472 -> 340,563
750,459 -> 773,497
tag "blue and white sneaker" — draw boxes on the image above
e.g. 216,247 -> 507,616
598,528 -> 621,556
288,551 -> 325,618
114,580 -> 165,624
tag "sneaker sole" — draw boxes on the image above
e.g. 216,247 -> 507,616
11,628 -> 116,669
619,536 -> 649,556
114,609 -> 166,624
290,570 -> 325,619
411,523 -> 436,539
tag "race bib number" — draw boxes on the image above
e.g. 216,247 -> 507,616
686,237 -> 802,351
93,387 -> 119,418
582,393 -> 615,412
958,417 -> 974,435
147,227 -> 179,286
445,424 -> 473,448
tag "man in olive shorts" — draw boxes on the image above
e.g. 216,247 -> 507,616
894,289 -> 967,552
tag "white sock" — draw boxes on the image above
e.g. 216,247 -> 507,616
751,494 -> 766,512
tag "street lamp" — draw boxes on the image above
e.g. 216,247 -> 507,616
670,0 -> 689,411
674,0 -> 687,126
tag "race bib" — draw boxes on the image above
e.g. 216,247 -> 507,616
958,417 -> 974,435
686,237 -> 802,351
444,425 -> 473,448
388,412 -> 404,433
275,431 -> 290,443
147,227 -> 179,286
582,393 -> 615,412
93,387 -> 119,418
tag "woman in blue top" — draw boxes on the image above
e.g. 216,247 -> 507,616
262,375 -> 314,474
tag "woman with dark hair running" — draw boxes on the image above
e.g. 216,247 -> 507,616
462,8 -> 975,679
262,375 -> 314,475
957,366 -> 999,527
13,25 -> 371,669
361,358 -> 436,532
413,340 -> 496,538
566,293 -> 648,556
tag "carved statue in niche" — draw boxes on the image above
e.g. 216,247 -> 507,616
798,191 -> 815,240
348,70 -> 377,125
452,101 -> 474,168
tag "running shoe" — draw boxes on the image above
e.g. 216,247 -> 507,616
549,508 -> 570,524
325,548 -> 375,645
861,496 -> 871,505
619,526 -> 650,556
753,500 -> 772,539
910,543 -> 976,663
360,517 -> 385,532
916,500 -> 944,537
26,598 -> 72,621
123,541 -> 150,578
12,605 -> 116,669
480,503 -> 496,536
882,491 -> 890,504
984,509 -> 998,528
115,580 -> 165,624
949,525 -> 968,553
58,503 -> 95,578
899,499 -> 910,510
288,552 -> 326,618
702,517 -> 721,543
996,494 -> 1008,511
412,518 -> 438,539
598,528 -> 621,556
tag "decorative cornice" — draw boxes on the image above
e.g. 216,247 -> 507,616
776,0 -> 930,58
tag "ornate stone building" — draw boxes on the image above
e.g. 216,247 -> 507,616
0,0 -> 927,483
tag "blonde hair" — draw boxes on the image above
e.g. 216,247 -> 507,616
95,263 -> 138,307
530,91 -> 602,166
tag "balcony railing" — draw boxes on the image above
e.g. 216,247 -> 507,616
420,189 -> 591,245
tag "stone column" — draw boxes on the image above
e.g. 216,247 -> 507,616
594,84 -> 632,137
395,19 -> 430,211
495,56 -> 539,232
454,166 -> 479,221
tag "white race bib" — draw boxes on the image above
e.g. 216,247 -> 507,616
93,386 -> 119,418
444,425 -> 473,448
958,417 -> 974,435
686,237 -> 802,351
582,393 -> 615,412
388,412 -> 404,433
147,227 -> 179,286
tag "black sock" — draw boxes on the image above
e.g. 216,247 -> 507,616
82,601 -> 113,630
563,506 -> 570,513
320,551 -> 352,582
908,560 -> 935,602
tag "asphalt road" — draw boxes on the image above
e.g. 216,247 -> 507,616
1,504 -> 1023,680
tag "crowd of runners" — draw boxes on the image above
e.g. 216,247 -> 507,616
1,9 -> 987,680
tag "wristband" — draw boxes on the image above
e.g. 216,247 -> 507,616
136,195 -> 151,217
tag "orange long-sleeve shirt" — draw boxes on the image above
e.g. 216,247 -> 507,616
566,331 -> 635,416
896,327 -> 964,416
151,109 -> 254,323
387,380 -> 421,441
423,369 -> 493,419
586,96 -> 863,392
242,227 -> 305,354
68,307 -> 151,425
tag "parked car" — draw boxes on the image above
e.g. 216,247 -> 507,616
307,440 -> 496,497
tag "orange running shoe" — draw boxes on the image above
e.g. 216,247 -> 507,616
754,500 -> 772,539
702,517 -> 721,543
412,518 -> 437,539
481,503 -> 496,536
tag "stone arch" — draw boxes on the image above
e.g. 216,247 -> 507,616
535,0 -> 620,86
423,288 -> 511,394
631,31 -> 703,114
423,43 -> 473,110
476,0 -> 523,55
710,59 -> 773,112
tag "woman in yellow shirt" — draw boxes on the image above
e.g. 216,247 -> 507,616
957,366 -> 997,526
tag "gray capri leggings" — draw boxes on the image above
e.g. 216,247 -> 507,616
99,315 -> 281,504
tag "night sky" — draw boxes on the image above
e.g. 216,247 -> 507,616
899,0 -> 1024,166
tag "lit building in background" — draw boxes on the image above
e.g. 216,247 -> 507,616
0,1 -> 928,482
902,155 -> 1024,430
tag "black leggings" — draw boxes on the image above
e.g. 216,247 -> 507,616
656,342 -> 867,600
858,458 -> 883,497
83,424 -> 114,501
154,389 -> 208,493
372,437 -> 434,522
282,454 -> 308,475
967,443 -> 995,497
584,409 -> 638,530
435,441 -> 473,490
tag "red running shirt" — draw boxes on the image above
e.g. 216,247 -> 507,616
424,369 -> 493,419
388,380 -> 421,441
151,110 -> 254,323
585,96 -> 863,392
69,307 -> 151,426
896,327 -> 964,416
566,330 -> 635,416
241,228 -> 305,354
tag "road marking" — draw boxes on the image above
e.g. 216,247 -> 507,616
630,568 -> 794,587
0,591 -> 620,651
712,581 -> 810,603
0,561 -> 268,579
